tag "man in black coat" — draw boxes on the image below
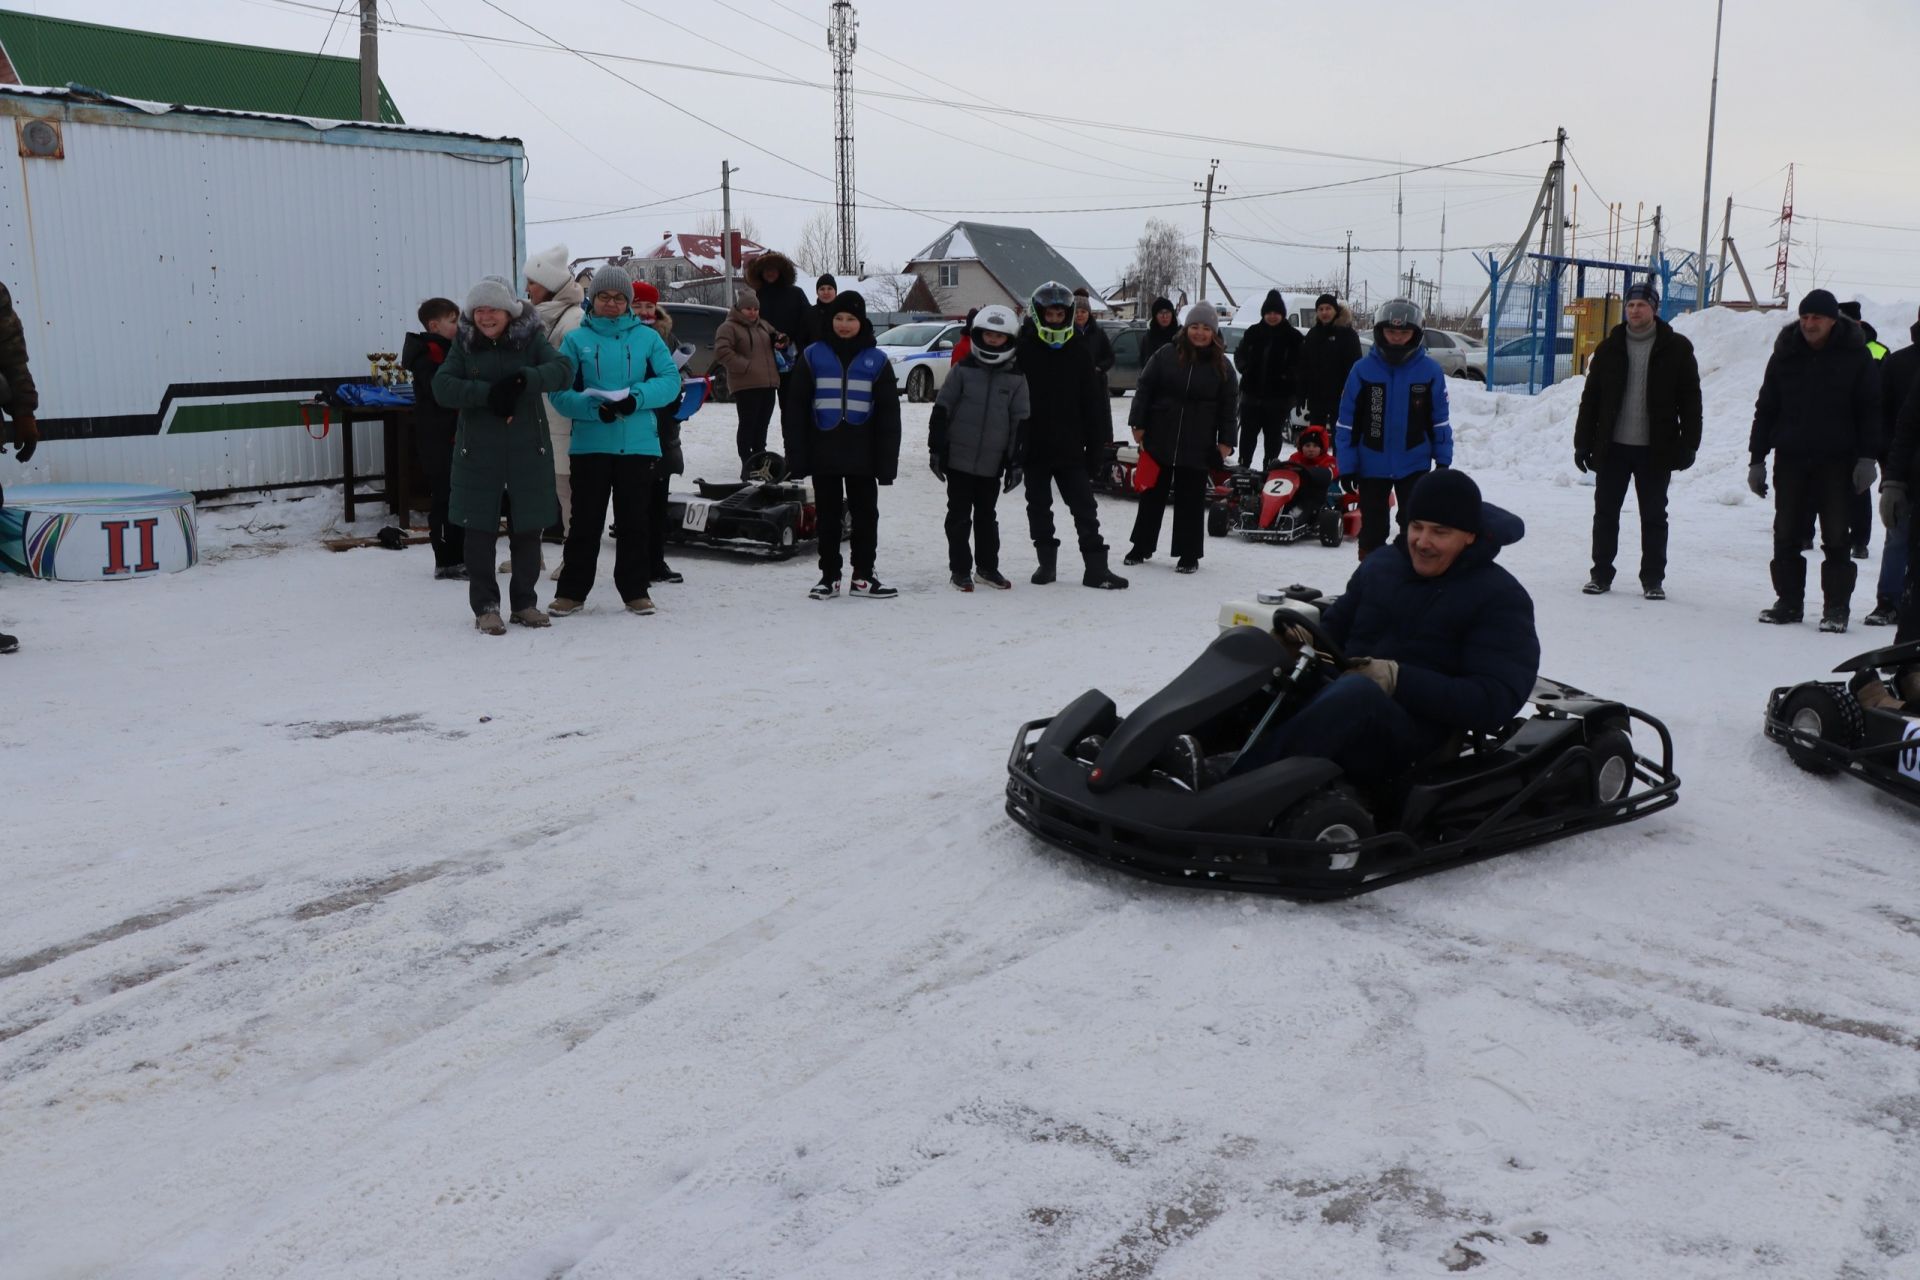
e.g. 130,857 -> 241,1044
810,273 -> 839,341
1865,304 -> 1920,626
1295,293 -> 1364,428
1018,282 -> 1127,589
1571,282 -> 1702,600
1073,289 -> 1115,375
1141,296 -> 1180,364
1748,289 -> 1882,631
1233,288 -> 1304,468
745,251 -> 814,423
1884,352 -> 1920,641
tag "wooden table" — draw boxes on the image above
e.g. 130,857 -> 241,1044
338,402 -> 415,524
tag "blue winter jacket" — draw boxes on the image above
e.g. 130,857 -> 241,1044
1320,503 -> 1539,733
550,312 -> 681,456
1335,346 -> 1453,479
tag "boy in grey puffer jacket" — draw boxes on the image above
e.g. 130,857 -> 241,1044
929,305 -> 1030,590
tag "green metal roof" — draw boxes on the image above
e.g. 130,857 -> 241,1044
0,9 -> 402,124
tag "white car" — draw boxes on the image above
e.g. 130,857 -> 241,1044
875,321 -> 964,403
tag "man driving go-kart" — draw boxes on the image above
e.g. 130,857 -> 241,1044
1228,469 -> 1541,780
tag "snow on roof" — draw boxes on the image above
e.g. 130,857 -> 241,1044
642,231 -> 767,277
908,221 -> 1100,308
0,82 -> 515,145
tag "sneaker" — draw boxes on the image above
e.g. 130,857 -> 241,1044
1123,549 -> 1151,566
1850,543 -> 1870,561
1819,606 -> 1848,634
850,577 -> 899,599
651,563 -> 684,585
510,606 -> 551,628
0,631 -> 17,654
1642,584 -> 1665,601
548,597 -> 584,617
808,577 -> 840,600
625,596 -> 657,615
1864,598 -> 1898,627
474,611 -> 506,636
1175,558 -> 1199,574
950,572 -> 975,593
1582,577 -> 1611,595
974,568 -> 1012,590
1757,600 -> 1803,625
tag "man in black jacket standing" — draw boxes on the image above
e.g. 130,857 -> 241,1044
1884,354 -> 1919,641
1749,289 -> 1882,632
1233,289 -> 1303,468
1019,282 -> 1127,589
1571,283 -> 1702,600
1296,293 -> 1364,429
1865,304 -> 1919,626
1141,297 -> 1180,364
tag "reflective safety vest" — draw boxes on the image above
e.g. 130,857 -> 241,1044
806,343 -> 891,431
1868,340 -> 1888,361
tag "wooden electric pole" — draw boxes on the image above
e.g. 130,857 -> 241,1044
1195,158 -> 1222,304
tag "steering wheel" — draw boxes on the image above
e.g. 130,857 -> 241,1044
1271,605 -> 1348,670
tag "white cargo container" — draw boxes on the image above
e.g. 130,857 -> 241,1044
0,85 -> 524,492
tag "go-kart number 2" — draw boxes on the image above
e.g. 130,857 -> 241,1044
682,499 -> 711,532
1901,722 -> 1920,782
1263,477 -> 1297,499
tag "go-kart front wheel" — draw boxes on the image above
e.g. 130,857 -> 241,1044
1276,785 -> 1377,845
1316,507 -> 1342,547
1777,683 -> 1865,776
1207,505 -> 1231,538
1586,726 -> 1636,803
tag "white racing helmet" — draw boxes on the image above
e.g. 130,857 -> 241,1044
969,304 -> 1020,365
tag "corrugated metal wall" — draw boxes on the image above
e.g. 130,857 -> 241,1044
0,111 -> 520,491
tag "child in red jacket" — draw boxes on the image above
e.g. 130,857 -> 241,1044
1283,424 -> 1340,515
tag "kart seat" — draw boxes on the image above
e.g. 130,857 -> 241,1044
1089,626 -> 1288,793
694,478 -> 752,500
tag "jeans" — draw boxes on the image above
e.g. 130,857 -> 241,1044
815,473 -> 879,580
1876,512 -> 1910,603
1770,457 -> 1856,609
1130,462 -> 1209,560
1589,444 -> 1671,588
945,472 -> 1001,576
558,452 -> 656,603
733,387 -> 777,468
1024,457 -> 1108,559
1232,675 -> 1447,781
465,527 -> 542,616
1355,473 -> 1424,557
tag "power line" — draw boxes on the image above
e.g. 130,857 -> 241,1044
287,0 -> 350,117
527,185 -> 721,226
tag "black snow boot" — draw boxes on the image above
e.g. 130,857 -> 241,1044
1865,597 -> 1898,627
1082,552 -> 1129,590
1758,599 -> 1803,625
1819,606 -> 1849,634
0,631 -> 17,654
1031,543 -> 1058,585
1582,577 -> 1611,595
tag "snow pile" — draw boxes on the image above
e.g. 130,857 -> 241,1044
1451,308 -> 1789,508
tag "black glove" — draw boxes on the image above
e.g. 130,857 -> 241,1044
1673,449 -> 1695,472
1747,461 -> 1768,499
613,393 -> 638,417
929,452 -> 947,482
487,372 -> 527,418
597,401 -> 618,423
9,413 -> 37,463
1574,449 -> 1591,474
1003,463 -> 1024,494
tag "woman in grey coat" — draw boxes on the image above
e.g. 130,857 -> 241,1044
928,305 -> 1029,590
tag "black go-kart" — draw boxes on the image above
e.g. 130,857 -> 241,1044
1764,639 -> 1920,806
661,451 -> 818,560
1005,591 -> 1680,900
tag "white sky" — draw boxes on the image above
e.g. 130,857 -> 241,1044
36,0 -> 1920,316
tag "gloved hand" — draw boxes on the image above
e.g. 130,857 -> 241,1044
613,393 -> 638,417
1853,457 -> 1877,495
1346,657 -> 1399,696
1882,480 -> 1910,530
597,401 -> 619,423
7,413 -> 37,463
1002,463 -> 1023,494
929,452 -> 947,482
1747,460 -> 1768,499
1574,449 -> 1591,474
1672,449 -> 1696,472
487,372 -> 527,418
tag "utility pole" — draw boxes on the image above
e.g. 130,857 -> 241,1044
827,1 -> 859,275
720,160 -> 739,299
1436,199 -> 1447,312
1772,162 -> 1795,305
1395,172 -> 1404,287
1650,205 -> 1663,273
1195,158 -> 1222,303
1344,230 -> 1353,300
358,0 -> 379,121
1696,0 -> 1726,311
1549,127 -> 1567,260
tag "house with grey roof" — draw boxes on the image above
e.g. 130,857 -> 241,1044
905,221 -> 1104,317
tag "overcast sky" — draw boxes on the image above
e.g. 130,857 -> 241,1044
39,0 -> 1920,314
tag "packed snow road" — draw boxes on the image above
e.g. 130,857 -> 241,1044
5,351 -> 1918,1277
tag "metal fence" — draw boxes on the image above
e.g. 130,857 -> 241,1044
1478,252 -> 1709,395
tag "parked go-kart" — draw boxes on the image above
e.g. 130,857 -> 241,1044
1005,586 -> 1680,900
1207,463 -> 1360,545
1090,440 -> 1232,501
1765,639 -> 1920,806
661,451 -> 819,560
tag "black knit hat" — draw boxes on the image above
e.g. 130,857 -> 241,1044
1261,288 -> 1285,317
1404,469 -> 1483,534
1798,289 -> 1841,320
1315,292 -> 1338,310
1623,281 -> 1659,306
816,273 -> 837,290
827,290 -> 867,320
1837,299 -> 1862,321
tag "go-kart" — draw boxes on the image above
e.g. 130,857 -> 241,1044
661,451 -> 818,560
1206,462 -> 1360,545
1089,440 -> 1232,501
1005,590 -> 1680,900
1764,639 -> 1920,806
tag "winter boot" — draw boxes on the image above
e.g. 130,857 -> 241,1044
1850,542 -> 1870,561
974,568 -> 1012,590
850,577 -> 899,599
1082,553 -> 1129,590
950,572 -> 975,593
625,596 -> 657,615
474,611 -> 506,636
1582,577 -> 1611,595
1175,557 -> 1199,574
434,564 -> 464,581
1642,583 -> 1666,601
511,606 -> 551,628
651,562 -> 684,585
0,631 -> 17,654
808,576 -> 841,600
1031,543 -> 1058,585
1819,605 -> 1848,634
548,597 -> 584,617
1864,597 -> 1898,627
1851,670 -> 1899,712
1757,599 -> 1803,625
1123,547 -> 1151,566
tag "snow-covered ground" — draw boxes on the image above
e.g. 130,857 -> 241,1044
5,312 -> 1918,1278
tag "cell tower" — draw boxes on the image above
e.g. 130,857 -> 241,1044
828,1 -> 859,275
1771,162 -> 1794,305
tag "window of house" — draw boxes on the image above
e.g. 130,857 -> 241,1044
938,264 -> 959,288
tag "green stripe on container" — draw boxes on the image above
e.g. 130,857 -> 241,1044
167,401 -> 314,434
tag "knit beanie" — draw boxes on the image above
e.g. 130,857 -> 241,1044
522,244 -> 571,293
1837,299 -> 1862,321
828,290 -> 867,321
1798,288 -> 1841,320
734,288 -> 761,311
1403,469 -> 1484,534
464,275 -> 520,316
1261,288 -> 1285,317
1151,296 -> 1175,319
816,273 -> 837,290
587,264 -> 632,301
1184,300 -> 1221,330
1623,281 -> 1659,306
1315,292 -> 1339,310
630,280 -> 660,305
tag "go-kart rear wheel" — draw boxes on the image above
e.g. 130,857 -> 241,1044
1316,507 -> 1342,547
1586,726 -> 1637,804
1207,505 -> 1231,538
1276,785 -> 1377,846
1777,682 -> 1865,776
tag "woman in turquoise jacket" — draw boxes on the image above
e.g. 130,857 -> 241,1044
549,264 -> 682,617
1335,298 -> 1453,558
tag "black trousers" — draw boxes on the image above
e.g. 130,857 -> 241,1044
1238,398 -> 1290,469
1295,464 -> 1333,514
1798,482 -> 1875,551
412,421 -> 464,568
1771,457 -> 1856,609
815,473 -> 879,580
1130,462 -> 1208,560
1589,444 -> 1671,588
465,526 -> 541,615
647,467 -> 674,572
1025,457 -> 1107,558
945,472 -> 1002,576
1898,498 -> 1920,643
733,387 -> 777,466
1355,473 -> 1423,556
558,452 -> 656,603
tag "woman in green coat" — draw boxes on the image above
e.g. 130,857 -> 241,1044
434,275 -> 575,634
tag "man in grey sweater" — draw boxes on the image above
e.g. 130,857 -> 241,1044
1571,282 -> 1703,599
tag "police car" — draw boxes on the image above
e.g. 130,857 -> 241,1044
874,320 -> 964,403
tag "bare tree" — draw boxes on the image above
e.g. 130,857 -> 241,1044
693,210 -> 762,245
793,209 -> 840,277
858,268 -> 913,312
1127,218 -> 1197,310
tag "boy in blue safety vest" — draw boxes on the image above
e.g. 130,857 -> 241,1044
782,290 -> 904,599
